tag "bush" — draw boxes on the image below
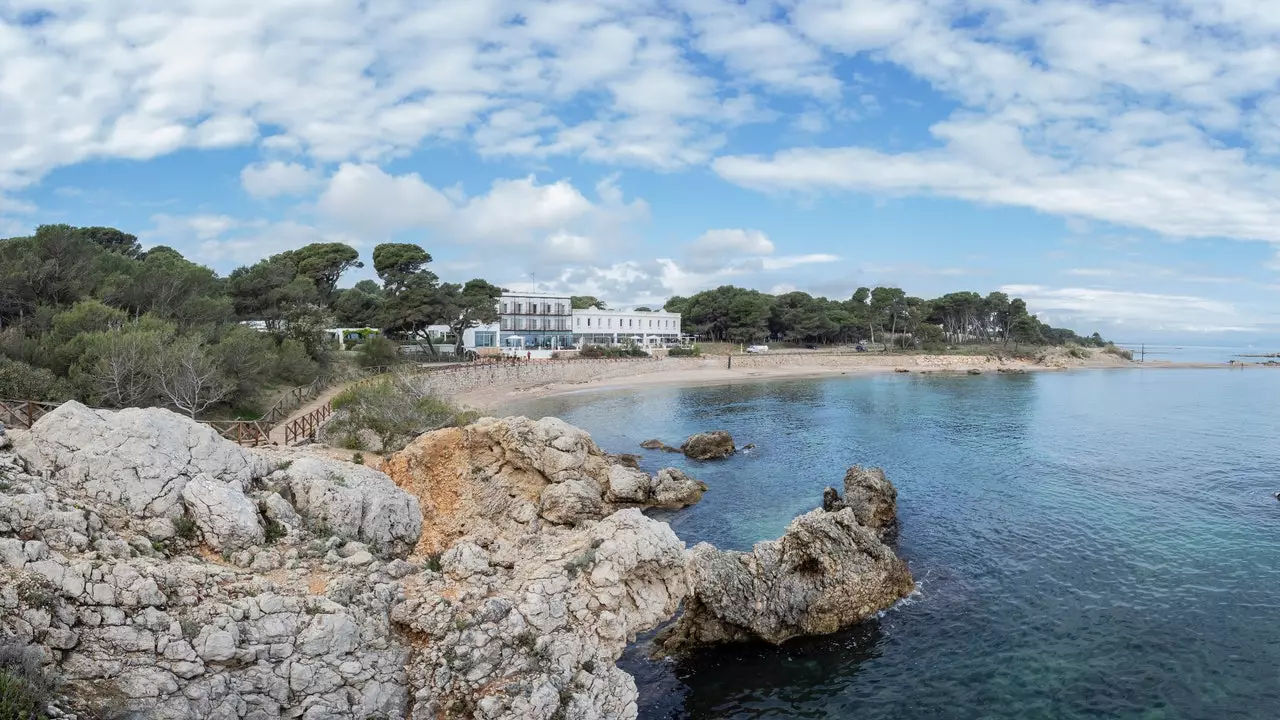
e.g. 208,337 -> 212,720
275,339 -> 319,384
356,336 -> 399,368
0,357 -> 73,401
325,376 -> 471,453
0,642 -> 55,720
578,344 -> 649,359
1066,345 -> 1091,359
667,345 -> 701,357
1103,344 -> 1134,361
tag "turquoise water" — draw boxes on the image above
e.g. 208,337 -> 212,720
513,369 -> 1280,719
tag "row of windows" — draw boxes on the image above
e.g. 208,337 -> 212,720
500,302 -> 568,315
473,331 -> 497,348
577,317 -> 676,329
501,318 -> 572,331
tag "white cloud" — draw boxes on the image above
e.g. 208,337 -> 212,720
240,161 -> 321,199
316,164 -> 453,237
1001,284 -> 1263,333
709,0 -> 1280,247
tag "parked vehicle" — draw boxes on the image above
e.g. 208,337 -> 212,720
746,345 -> 769,354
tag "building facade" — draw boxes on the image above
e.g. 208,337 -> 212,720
572,308 -> 682,347
498,292 -> 574,350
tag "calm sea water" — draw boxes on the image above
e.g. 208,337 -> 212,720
512,369 -> 1280,720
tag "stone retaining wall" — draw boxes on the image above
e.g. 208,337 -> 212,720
727,352 -> 1015,370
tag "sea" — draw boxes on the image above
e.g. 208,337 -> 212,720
512,368 -> 1280,719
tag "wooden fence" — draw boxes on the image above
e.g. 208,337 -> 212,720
0,399 -> 64,429
202,419 -> 272,447
283,403 -> 333,445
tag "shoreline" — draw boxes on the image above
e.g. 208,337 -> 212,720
455,354 -> 1263,412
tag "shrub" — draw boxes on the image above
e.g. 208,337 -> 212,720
172,516 -> 198,541
667,345 -> 701,357
578,344 -> 648,359
1103,344 -> 1134,361
275,339 -> 319,384
356,336 -> 399,368
325,375 -> 470,453
1066,345 -> 1091,359
0,642 -> 55,720
0,357 -> 73,401
351,452 -> 364,465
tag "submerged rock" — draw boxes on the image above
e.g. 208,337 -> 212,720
640,438 -> 681,453
656,467 -> 913,652
680,431 -> 736,461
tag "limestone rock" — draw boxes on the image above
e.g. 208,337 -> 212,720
606,465 -> 651,504
656,468 -> 913,652
395,509 -> 688,720
650,468 -> 708,509
539,478 -> 605,525
268,455 -> 422,556
180,475 -> 264,552
680,431 -> 736,461
827,465 -> 899,536
15,401 -> 270,522
384,417 -> 705,555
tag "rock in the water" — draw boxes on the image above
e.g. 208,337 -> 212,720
833,465 -> 900,536
680,431 -> 736,460
656,467 -> 913,651
608,452 -> 643,469
651,468 -> 708,508
180,475 -> 264,551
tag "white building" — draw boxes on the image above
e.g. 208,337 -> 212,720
572,308 -> 682,347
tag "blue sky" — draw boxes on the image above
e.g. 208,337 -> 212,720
4,0 -> 1280,343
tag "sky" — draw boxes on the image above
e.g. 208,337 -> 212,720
4,0 -> 1280,344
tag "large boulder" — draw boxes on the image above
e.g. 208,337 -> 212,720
656,467 -> 913,652
680,431 -> 736,461
824,465 -> 900,536
180,475 -> 264,552
651,468 -> 708,508
14,402 -> 270,522
383,417 -> 707,554
266,455 -> 422,556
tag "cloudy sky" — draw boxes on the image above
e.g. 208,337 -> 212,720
4,0 -> 1280,342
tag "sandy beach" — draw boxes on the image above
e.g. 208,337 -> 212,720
450,348 -> 1221,412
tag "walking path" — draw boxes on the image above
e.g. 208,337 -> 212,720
267,384 -> 348,445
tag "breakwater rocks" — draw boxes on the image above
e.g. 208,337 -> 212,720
0,407 -> 910,719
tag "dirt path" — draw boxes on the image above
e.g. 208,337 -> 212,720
268,384 -> 349,445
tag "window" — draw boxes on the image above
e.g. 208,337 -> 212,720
576,317 -> 581,327
474,331 -> 496,348
587,318 -> 591,327
608,318 -> 612,327
515,302 -> 523,314
557,303 -> 565,314
649,320 -> 653,328
501,302 -> 508,314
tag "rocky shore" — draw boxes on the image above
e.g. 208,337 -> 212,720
0,404 -> 912,719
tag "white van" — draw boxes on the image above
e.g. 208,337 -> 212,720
746,344 -> 769,354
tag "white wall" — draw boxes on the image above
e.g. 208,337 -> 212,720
572,309 -> 681,344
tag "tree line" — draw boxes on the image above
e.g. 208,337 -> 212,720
0,225 -> 499,416
664,286 -> 1111,349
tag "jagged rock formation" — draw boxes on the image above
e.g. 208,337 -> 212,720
638,439 -> 679,453
655,467 -> 914,652
2,406 -> 911,720
821,466 -> 900,537
1,406 -> 423,719
393,509 -> 687,719
382,417 -> 706,555
679,431 -> 736,461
